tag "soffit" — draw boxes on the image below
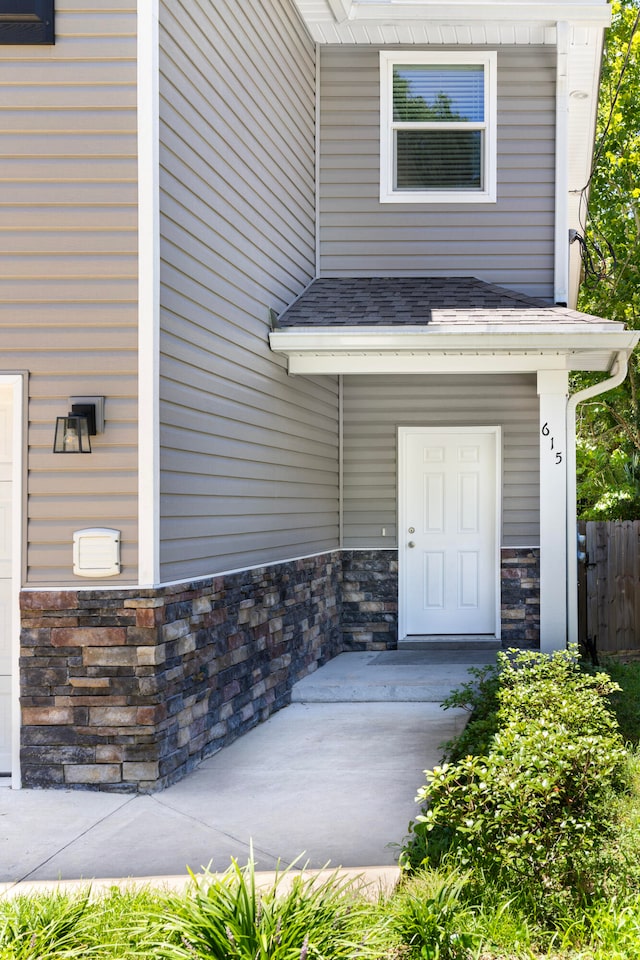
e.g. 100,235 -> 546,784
292,1 -> 611,45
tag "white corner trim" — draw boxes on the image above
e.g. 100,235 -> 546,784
137,0 -> 160,588
2,374 -> 24,789
554,21 -> 570,305
315,43 -> 321,278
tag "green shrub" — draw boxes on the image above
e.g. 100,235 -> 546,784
497,647 -> 623,740
440,663 -> 501,762
408,647 -> 629,916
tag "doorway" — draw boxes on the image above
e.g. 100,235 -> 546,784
399,426 -> 501,638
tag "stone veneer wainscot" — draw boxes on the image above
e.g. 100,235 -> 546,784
20,553 -> 342,792
20,547 -> 540,791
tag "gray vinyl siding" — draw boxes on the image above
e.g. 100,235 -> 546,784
342,374 -> 540,548
158,0 -> 340,581
320,46 -> 556,300
0,1 -> 138,585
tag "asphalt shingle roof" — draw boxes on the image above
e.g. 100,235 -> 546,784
276,277 -> 612,327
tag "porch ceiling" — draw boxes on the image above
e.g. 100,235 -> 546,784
269,277 -> 639,376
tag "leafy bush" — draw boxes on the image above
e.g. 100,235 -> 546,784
407,647 -> 629,916
439,663 -> 501,762
497,646 -> 623,740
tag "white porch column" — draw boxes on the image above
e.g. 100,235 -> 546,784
537,371 -> 569,652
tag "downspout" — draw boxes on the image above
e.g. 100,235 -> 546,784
566,350 -> 629,645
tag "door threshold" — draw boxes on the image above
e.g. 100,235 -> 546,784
398,635 -> 501,651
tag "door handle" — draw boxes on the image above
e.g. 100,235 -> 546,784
408,541 -> 415,548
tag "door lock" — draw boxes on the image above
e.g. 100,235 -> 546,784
408,527 -> 415,534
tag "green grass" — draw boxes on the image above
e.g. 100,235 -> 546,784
0,886 -> 159,958
600,656 -> 640,746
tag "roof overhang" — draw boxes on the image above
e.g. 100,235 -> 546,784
293,1 -> 611,42
270,325 -> 639,376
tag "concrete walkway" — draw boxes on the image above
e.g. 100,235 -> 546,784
0,649 -> 496,892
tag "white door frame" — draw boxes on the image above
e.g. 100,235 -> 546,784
0,375 -> 24,788
398,425 -> 502,641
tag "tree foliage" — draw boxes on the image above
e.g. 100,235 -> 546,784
576,0 -> 640,518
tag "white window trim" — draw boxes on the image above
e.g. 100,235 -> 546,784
379,50 -> 497,204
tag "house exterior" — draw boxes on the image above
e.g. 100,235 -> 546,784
0,0 -> 636,791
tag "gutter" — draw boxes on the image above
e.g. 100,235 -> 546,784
566,350 -> 631,645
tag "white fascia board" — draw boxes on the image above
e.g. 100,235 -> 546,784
270,327 -> 639,376
349,2 -> 611,24
271,323 -> 632,348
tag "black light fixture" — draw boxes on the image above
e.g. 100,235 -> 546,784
53,397 -> 104,454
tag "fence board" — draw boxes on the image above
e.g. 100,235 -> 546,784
578,520 -> 640,657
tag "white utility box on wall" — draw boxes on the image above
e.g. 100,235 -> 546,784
73,527 -> 121,578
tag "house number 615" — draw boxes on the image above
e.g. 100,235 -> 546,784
541,422 -> 563,465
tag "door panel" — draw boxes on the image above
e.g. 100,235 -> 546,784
402,429 -> 497,635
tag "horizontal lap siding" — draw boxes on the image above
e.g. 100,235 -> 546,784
342,374 -> 539,548
0,2 -> 138,584
320,47 -> 556,300
158,0 -> 340,581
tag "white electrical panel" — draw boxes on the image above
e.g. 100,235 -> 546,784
73,528 -> 121,578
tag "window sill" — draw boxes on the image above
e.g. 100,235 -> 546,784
380,188 -> 497,204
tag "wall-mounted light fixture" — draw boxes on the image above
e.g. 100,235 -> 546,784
53,396 -> 105,454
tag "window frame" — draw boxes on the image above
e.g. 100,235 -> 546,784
379,50 -> 497,204
0,1 -> 54,44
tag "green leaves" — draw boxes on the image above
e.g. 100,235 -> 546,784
408,648 -> 629,918
577,1 -> 640,517
157,859 -> 383,960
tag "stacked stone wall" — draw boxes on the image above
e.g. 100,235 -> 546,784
341,550 -> 398,650
20,554 -> 341,792
500,548 -> 541,647
19,547 -> 543,790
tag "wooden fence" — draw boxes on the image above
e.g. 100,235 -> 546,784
578,520 -> 640,657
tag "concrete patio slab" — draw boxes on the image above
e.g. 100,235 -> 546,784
0,649 -> 495,890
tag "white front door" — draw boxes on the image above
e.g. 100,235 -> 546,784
399,427 -> 500,637
0,384 -> 13,772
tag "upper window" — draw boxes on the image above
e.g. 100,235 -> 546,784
0,1 -> 54,44
379,51 -> 496,204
